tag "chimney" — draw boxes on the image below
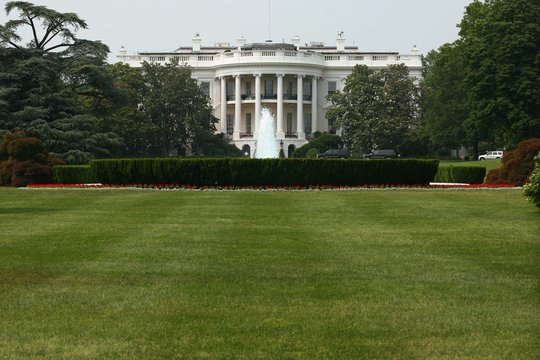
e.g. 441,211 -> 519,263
192,33 -> 201,52
291,35 -> 301,50
237,37 -> 246,50
336,32 -> 345,52
117,46 -> 127,62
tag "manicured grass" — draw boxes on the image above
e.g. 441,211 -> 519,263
440,158 -> 502,172
0,188 -> 538,359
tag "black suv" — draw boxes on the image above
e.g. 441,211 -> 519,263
316,149 -> 350,159
362,149 -> 397,159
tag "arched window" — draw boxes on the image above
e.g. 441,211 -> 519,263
242,145 -> 251,158
287,144 -> 295,158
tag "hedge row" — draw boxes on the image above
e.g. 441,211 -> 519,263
434,166 -> 486,184
90,158 -> 439,186
53,165 -> 96,184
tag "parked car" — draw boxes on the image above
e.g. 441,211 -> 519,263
362,149 -> 397,159
478,151 -> 505,160
316,149 -> 350,159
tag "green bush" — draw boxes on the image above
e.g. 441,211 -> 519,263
305,148 -> 320,158
523,152 -> 540,209
91,158 -> 439,186
291,134 -> 342,158
434,166 -> 486,184
53,165 -> 96,184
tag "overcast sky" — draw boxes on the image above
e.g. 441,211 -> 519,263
2,0 -> 473,62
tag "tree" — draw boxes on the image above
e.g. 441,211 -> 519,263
423,44 -> 469,152
0,2 -> 123,163
83,63 -> 160,157
140,59 -> 218,157
459,0 -> 539,150
326,64 -> 421,154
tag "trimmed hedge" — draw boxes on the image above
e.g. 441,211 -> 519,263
53,165 -> 97,184
90,158 -> 439,186
434,166 -> 486,184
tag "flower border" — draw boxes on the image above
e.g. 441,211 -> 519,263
24,183 -> 519,191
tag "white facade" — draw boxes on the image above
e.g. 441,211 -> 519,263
117,34 -> 422,157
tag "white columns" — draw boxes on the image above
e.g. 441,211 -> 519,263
297,75 -> 305,140
220,76 -> 227,133
255,74 -> 261,135
277,74 -> 284,138
234,75 -> 241,139
311,76 -> 318,134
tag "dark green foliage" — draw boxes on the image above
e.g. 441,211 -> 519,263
53,165 -> 96,184
434,166 -> 486,184
0,3 -> 123,164
291,133 -> 342,158
424,0 -> 540,156
486,138 -> 540,186
423,45 -> 469,151
140,59 -> 218,157
326,64 -> 421,154
458,0 -> 540,148
90,158 -> 439,186
305,148 -> 319,158
523,152 -> 540,209
0,130 -> 64,186
194,132 -> 244,158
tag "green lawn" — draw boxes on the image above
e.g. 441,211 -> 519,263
1,188 -> 538,359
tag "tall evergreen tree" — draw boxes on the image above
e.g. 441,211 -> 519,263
0,2 -> 123,163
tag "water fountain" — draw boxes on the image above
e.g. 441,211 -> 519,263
254,107 -> 278,158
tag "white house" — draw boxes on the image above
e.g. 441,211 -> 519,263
117,33 -> 422,157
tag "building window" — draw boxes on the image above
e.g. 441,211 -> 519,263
304,113 -> 312,134
226,114 -> 234,134
264,80 -> 274,98
287,113 -> 293,133
303,81 -> 311,96
246,113 -> 252,133
226,82 -> 234,100
328,81 -> 336,95
328,118 -> 336,134
287,81 -> 293,95
245,81 -> 251,95
200,82 -> 210,97
303,81 -> 312,100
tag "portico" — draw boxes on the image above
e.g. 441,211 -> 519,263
217,72 -> 319,142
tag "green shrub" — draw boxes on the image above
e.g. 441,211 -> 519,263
523,152 -> 540,209
305,148 -> 320,158
291,134 -> 342,158
53,165 -> 96,184
91,158 -> 439,186
434,166 -> 486,184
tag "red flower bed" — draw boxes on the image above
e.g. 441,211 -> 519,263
25,183 -> 517,191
